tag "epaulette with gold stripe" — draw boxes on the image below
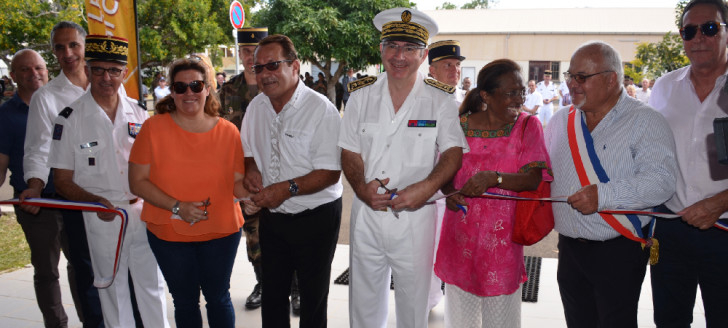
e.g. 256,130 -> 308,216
347,76 -> 377,93
424,78 -> 456,94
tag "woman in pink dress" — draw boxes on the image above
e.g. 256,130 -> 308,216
435,59 -> 553,328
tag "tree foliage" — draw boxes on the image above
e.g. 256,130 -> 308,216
623,59 -> 645,84
674,0 -> 689,28
137,0 -> 245,68
0,0 -> 85,72
461,0 -> 496,9
635,32 -> 689,79
436,2 -> 457,10
632,0 -> 690,79
254,0 -> 411,101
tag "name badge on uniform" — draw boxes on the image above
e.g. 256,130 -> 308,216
407,120 -> 436,127
80,141 -> 98,149
128,122 -> 142,138
52,124 -> 64,140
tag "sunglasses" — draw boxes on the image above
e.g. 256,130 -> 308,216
680,21 -> 726,41
252,60 -> 293,74
172,80 -> 205,94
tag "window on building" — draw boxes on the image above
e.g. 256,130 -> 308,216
528,61 -> 561,83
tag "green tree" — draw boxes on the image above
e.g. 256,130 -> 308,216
254,0 -> 411,101
0,0 -> 85,73
634,32 -> 689,79
437,2 -> 457,10
137,0 -> 233,68
675,0 -> 689,28
624,59 -> 645,84
461,0 -> 496,9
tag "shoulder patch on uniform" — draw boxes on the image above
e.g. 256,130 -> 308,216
52,124 -> 63,140
58,107 -> 73,119
424,79 -> 456,94
347,76 -> 377,93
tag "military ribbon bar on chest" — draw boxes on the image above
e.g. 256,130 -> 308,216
407,120 -> 436,127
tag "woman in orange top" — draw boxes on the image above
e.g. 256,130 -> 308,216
129,58 -> 255,328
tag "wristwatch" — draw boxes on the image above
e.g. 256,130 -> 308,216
494,171 -> 503,187
288,179 -> 299,196
171,200 -> 180,215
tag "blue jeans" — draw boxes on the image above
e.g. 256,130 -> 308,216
651,205 -> 728,328
147,229 -> 241,328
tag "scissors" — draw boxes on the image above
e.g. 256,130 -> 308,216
375,178 -> 400,218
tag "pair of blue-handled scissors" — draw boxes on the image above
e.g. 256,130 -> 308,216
375,178 -> 400,218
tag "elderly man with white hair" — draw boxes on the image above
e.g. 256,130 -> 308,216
545,41 -> 678,328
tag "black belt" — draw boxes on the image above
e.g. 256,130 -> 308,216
562,224 -> 650,244
560,234 -> 622,244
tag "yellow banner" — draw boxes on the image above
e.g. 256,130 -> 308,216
85,0 -> 141,101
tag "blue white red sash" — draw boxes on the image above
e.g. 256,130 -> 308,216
567,106 -> 652,244
0,198 -> 129,288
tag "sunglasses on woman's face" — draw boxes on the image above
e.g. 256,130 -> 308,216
680,21 -> 726,41
172,80 -> 205,94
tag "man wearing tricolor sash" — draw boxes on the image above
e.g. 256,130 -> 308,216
544,41 -> 678,328
649,1 -> 728,326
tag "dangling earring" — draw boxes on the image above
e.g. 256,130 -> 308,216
481,102 -> 488,112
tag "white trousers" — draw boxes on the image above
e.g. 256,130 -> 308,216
538,103 -> 553,125
427,199 -> 446,311
349,200 -> 437,328
83,201 -> 169,328
444,283 -> 522,328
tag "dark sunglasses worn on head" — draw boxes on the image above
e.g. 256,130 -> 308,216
252,60 -> 293,74
172,80 -> 205,94
89,66 -> 123,77
680,21 -> 726,41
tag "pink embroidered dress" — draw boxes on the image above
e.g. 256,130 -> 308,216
434,112 -> 552,297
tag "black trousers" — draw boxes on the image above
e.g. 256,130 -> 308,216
651,205 -> 728,328
259,198 -> 342,328
14,204 -> 70,328
557,233 -> 649,328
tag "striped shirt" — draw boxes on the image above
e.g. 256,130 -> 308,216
544,90 -> 678,240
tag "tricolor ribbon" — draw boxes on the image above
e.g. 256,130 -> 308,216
1,198 -> 129,288
431,190 -> 683,219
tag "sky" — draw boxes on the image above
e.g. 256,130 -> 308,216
414,0 -> 681,10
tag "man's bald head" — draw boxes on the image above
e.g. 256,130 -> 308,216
10,49 -> 48,94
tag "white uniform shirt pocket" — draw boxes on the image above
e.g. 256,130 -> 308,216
358,123 -> 380,157
403,127 -> 437,167
74,139 -> 106,177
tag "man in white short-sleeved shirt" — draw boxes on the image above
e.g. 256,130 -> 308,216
241,34 -> 343,328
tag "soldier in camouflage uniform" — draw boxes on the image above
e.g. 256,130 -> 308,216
219,27 -> 268,310
219,28 -> 266,130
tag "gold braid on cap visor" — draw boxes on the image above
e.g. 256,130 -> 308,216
380,21 -> 429,45
86,40 -> 128,57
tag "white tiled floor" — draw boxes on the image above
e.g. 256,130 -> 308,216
0,241 -> 707,327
